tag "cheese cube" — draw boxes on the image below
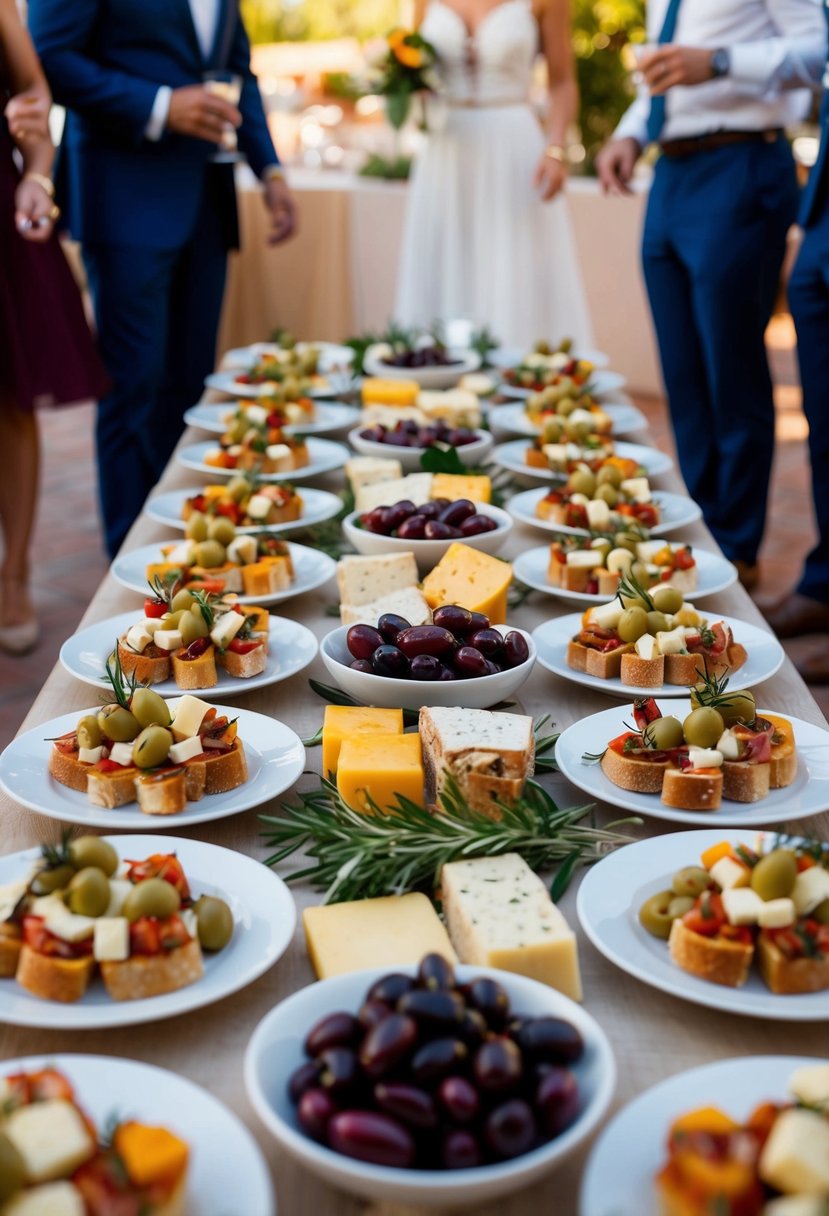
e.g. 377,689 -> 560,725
168,735 -> 204,765
94,916 -> 130,962
31,896 -> 95,943
153,629 -> 182,653
108,741 -> 135,767
606,548 -> 634,575
588,600 -> 624,630
303,892 -> 457,979
430,473 -> 492,505
789,1064 -> 829,1107
210,610 -> 245,649
717,729 -> 742,760
340,586 -> 432,628
337,552 -> 418,608
566,550 -> 601,569
792,866 -> 829,916
709,856 -> 750,891
246,493 -> 274,521
125,624 -> 152,654
620,477 -> 651,503
417,389 -> 481,428
722,887 -> 764,925
355,473 -> 434,515
345,456 -> 403,493
759,1108 -> 829,1194
568,493 -> 589,506
635,633 -> 657,660
166,540 -> 197,566
585,499 -> 611,529
244,404 -> 269,427
336,733 -> 424,814
763,1198 -> 829,1216
265,443 -> 291,465
361,377 -> 420,406
105,878 -> 132,917
542,443 -> 567,469
78,746 -> 104,765
181,907 -> 199,938
757,897 -> 796,928
227,536 -> 257,565
3,1182 -> 86,1216
421,543 -> 512,625
655,626 -> 688,655
169,695 -> 213,741
4,1100 -> 96,1182
441,854 -> 582,1002
688,748 -> 723,770
322,706 -> 403,777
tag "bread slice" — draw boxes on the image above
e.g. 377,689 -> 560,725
661,767 -> 723,811
757,934 -> 829,995
668,917 -> 753,988
190,562 -> 244,594
600,745 -> 669,794
48,736 -> 89,793
16,945 -> 95,1002
720,760 -> 771,803
87,765 -> 141,809
171,645 -> 218,690
100,938 -> 204,1001
620,652 -> 665,688
567,638 -> 634,679
201,738 -> 247,794
419,707 -> 535,816
117,637 -> 171,685
663,653 -> 703,686
134,767 -> 191,816
764,714 -> 797,789
0,922 -> 22,977
216,640 -> 268,678
596,570 -> 622,596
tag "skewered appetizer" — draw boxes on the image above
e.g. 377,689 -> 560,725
203,424 -> 308,474
357,419 -> 481,450
535,466 -> 660,530
502,339 -> 594,392
223,396 -> 316,429
357,497 -> 498,541
146,524 -> 294,598
639,836 -> 829,993
182,477 -> 303,528
524,390 -> 611,433
0,1065 -> 189,1211
548,535 -> 697,596
0,837 -> 234,1003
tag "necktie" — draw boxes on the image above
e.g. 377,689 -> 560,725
645,0 -> 684,145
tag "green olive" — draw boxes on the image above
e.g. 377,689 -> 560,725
67,867 -> 111,917
565,419 -> 592,444
0,1131 -> 26,1202
595,484 -> 619,507
122,877 -> 181,922
614,530 -> 641,554
179,611 -> 209,645
619,588 -> 650,610
567,470 -> 597,498
683,707 -> 725,749
158,610 -> 184,631
98,704 -> 141,743
630,560 -> 650,585
671,865 -> 711,899
68,835 -> 119,877
194,895 -> 234,951
690,687 -> 757,728
185,512 -> 209,542
814,898 -> 829,925
644,716 -> 684,751
227,476 -> 251,502
194,539 -> 226,569
646,611 -> 671,635
639,890 -> 680,940
208,517 -> 236,547
668,896 -> 695,919
132,725 -> 174,770
130,687 -> 172,729
282,375 -> 301,399
558,397 -> 578,417
750,850 -> 798,901
229,419 -> 247,444
31,863 -> 76,896
618,606 -> 649,643
650,585 -> 684,615
77,714 -> 104,750
541,419 -> 563,444
171,589 -> 197,613
597,465 -> 622,489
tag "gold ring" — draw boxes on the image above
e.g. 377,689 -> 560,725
48,203 -> 61,221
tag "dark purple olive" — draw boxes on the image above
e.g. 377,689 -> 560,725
328,1111 -> 416,1168
358,999 -> 391,1033
442,1128 -> 483,1170
346,624 -> 383,661
297,1088 -> 337,1141
417,952 -> 456,991
396,625 -> 456,659
288,1060 -> 320,1104
513,1017 -> 584,1065
438,1076 -> 480,1124
465,976 -> 511,1027
466,628 -> 504,658
361,507 -> 388,534
397,988 -> 465,1032
483,659 -> 501,676
431,498 -> 451,511
438,665 -> 457,680
317,1047 -> 360,1097
410,654 -> 443,681
305,1012 -> 361,1058
453,646 -> 490,679
458,1008 -> 488,1048
502,630 -> 530,668
368,973 -> 415,1005
417,500 -> 443,520
432,605 -> 473,637
466,611 -> 491,634
411,1038 -> 469,1086
377,613 -> 411,644
371,645 -> 410,678
396,514 -> 428,540
473,1037 -> 523,1094
424,520 -> 461,541
350,659 -> 373,673
535,1067 -> 580,1139
359,1014 -> 418,1079
375,1082 -> 438,1130
460,513 -> 498,537
439,499 -> 476,528
385,501 -> 417,530
485,1099 -> 537,1159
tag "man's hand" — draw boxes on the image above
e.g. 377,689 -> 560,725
595,137 -> 641,196
639,45 -> 715,94
167,85 -> 241,143
5,90 -> 51,145
264,176 -> 298,246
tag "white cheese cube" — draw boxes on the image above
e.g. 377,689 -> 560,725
142,617 -> 164,635
93,916 -> 130,962
78,746 -> 104,765
722,887 -> 764,925
709,856 -> 750,890
105,878 -> 132,917
568,408 -> 595,427
541,443 -> 567,468
792,866 -> 829,916
265,443 -> 291,464
168,735 -> 204,764
587,600 -> 624,630
169,695 -> 213,741
226,443 -> 243,457
759,1107 -> 829,1194
789,1064 -> 829,1108
4,1100 -> 95,1182
606,547 -> 634,575
227,535 -> 257,565
717,729 -> 742,760
210,610 -> 246,649
620,477 -> 651,503
3,1181 -> 86,1216
39,898 -> 96,943
108,741 -> 135,767
757,898 -> 796,928
565,550 -> 601,569
585,499 -> 611,529
153,629 -> 182,653
244,404 -> 269,427
181,907 -> 199,938
568,492 -> 589,506
245,493 -> 273,521
125,624 -> 152,654
166,540 -> 197,566
636,539 -> 671,563
655,626 -> 688,655
336,552 -> 419,608
688,747 -> 723,770
635,633 -> 657,660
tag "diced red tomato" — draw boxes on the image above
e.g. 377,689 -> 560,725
73,1154 -> 143,1215
129,918 -> 162,956
683,893 -> 727,938
93,758 -> 128,773
126,854 -> 191,900
143,597 -> 167,619
633,697 -> 662,731
159,914 -> 192,951
674,547 -> 695,570
227,638 -> 262,654
22,916 -> 93,959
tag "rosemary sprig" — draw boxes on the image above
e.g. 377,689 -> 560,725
104,647 -> 139,708
615,570 -> 654,612
260,775 -> 639,904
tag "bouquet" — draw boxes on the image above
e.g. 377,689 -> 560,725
373,27 -> 439,131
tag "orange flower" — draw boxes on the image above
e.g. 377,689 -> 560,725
388,28 -> 424,68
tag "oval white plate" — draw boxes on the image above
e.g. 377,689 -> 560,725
507,486 -> 702,537
144,485 -> 343,535
342,503 -> 512,572
246,964 -> 615,1209
555,698 -> 829,827
488,401 -> 648,437
184,400 -> 360,436
514,545 -> 737,606
577,829 -> 829,1022
347,426 -> 494,472
205,370 -> 346,399
0,834 -> 295,1030
111,540 -> 336,606
494,439 -> 673,482
499,369 -> 627,400
581,1056 -> 820,1216
3,1053 -> 274,1214
0,704 -> 305,830
178,437 -> 349,482
223,340 -> 355,371
488,345 -> 609,370
59,611 -> 318,701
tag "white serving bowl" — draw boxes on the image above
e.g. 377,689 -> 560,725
320,623 -> 536,711
342,505 -> 512,572
364,343 -> 481,389
245,964 -> 616,1208
348,426 -> 494,473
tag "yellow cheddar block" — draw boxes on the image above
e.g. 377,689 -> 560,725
304,892 -> 458,979
204,484 -> 229,501
421,542 -> 512,625
146,561 -> 186,585
361,377 -> 420,407
322,706 -> 404,777
431,473 -> 492,505
337,733 -> 423,813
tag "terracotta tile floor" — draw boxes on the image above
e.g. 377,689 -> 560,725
0,315 -> 826,750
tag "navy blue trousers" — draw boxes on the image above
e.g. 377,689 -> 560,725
84,177 -> 228,557
642,137 -> 798,565
789,206 -> 829,603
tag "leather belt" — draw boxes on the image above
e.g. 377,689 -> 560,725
660,128 -> 784,158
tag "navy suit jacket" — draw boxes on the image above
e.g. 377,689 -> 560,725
800,0 -> 829,228
29,0 -> 278,249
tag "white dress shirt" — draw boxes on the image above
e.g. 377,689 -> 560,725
145,0 -> 222,141
615,0 -> 827,146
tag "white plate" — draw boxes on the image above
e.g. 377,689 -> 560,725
554,698 -> 829,827
581,1056 -> 820,1216
223,340 -> 355,371
184,400 -> 360,436
514,545 -> 737,606
507,486 -> 702,537
205,370 -> 343,399
533,613 -> 784,701
347,426 -> 494,472
178,437 -> 349,482
0,834 -> 295,1029
494,439 -> 673,481
487,345 -> 610,370
487,401 -> 648,437
499,369 -> 628,400
111,540 -> 336,606
0,705 -> 305,830
3,1053 -> 274,1214
144,485 -> 343,535
577,829 -> 829,1022
59,611 -> 318,700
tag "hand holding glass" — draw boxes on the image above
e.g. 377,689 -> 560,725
203,71 -> 243,161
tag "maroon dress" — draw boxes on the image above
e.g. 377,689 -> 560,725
0,101 -> 108,410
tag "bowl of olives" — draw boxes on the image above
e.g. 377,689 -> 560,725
342,500 -> 512,571
244,957 -> 615,1206
364,343 -> 481,389
348,424 -> 493,472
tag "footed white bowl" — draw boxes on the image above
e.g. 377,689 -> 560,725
364,343 -> 481,389
348,426 -> 493,472
341,504 -> 512,572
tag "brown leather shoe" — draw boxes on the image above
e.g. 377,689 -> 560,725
763,592 -> 829,639
733,560 -> 760,593
795,650 -> 829,685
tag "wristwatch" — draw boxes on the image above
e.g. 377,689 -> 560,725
710,48 -> 731,78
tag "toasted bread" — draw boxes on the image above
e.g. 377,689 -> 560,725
765,714 -> 797,788
757,934 -> 829,995
0,922 -> 22,977
48,736 -> 89,793
597,570 -> 621,596
117,637 -> 171,685
663,653 -> 704,686
134,767 -> 191,816
600,745 -> 669,794
567,638 -> 633,679
216,640 -> 268,678
668,917 -> 753,988
171,645 -> 218,690
87,765 -> 141,809
720,760 -> 771,803
16,944 -> 95,1002
241,556 -> 292,597
548,558 -> 591,593
189,563 -> 244,594
202,738 -> 247,794
240,604 -> 270,632
661,767 -> 723,811
100,938 -> 204,1001
620,652 -> 665,688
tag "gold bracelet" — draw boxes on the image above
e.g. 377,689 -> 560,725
263,165 -> 286,182
23,171 -> 55,198
544,144 -> 567,163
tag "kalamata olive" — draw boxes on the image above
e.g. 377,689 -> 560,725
122,877 -> 180,923
424,520 -> 460,541
297,1088 -> 337,1141
397,989 -> 466,1032
432,605 -> 473,637
466,628 -> 504,658
328,1111 -> 416,1169
465,976 -> 511,1026
535,1067 -> 580,1138
377,613 -> 411,645
350,659 -> 373,673
438,1076 -> 480,1124
361,507 -> 389,534
458,1008 -> 488,1048
417,952 -> 456,991
483,660 -> 501,676
374,1082 -> 438,1129
358,999 -> 391,1033
502,631 -> 530,668
367,973 -> 415,1004
410,654 -> 443,681
466,611 -> 491,633
305,1012 -> 361,1058
417,500 -> 443,520
396,625 -> 456,659
68,835 -> 118,876
513,1017 -> 584,1064
431,498 -> 451,510
485,1099 -> 536,1159
438,665 -> 457,680
346,624 -> 383,661
67,867 -> 111,918
386,501 -> 417,531
442,1128 -> 482,1170
460,513 -> 498,537
371,645 -> 410,678
453,646 -> 489,678
359,1014 -> 418,1079
194,895 -> 233,951
317,1047 -> 360,1096
411,1038 -> 469,1086
473,1037 -> 523,1094
396,514 -> 428,540
288,1060 -> 320,1104
439,499 -> 476,527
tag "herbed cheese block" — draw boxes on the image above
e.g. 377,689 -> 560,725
336,552 -> 419,607
322,706 -> 404,776
430,473 -> 492,504
355,473 -> 434,515
303,892 -> 458,979
361,377 -> 420,407
336,732 -> 424,813
440,853 -> 583,1001
419,706 -> 534,816
340,586 -> 432,628
421,543 -> 512,625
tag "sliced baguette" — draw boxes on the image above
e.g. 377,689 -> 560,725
620,652 -> 665,688
117,637 -> 171,685
663,653 -> 703,686
0,922 -> 22,977
600,745 -> 669,794
757,934 -> 829,995
48,736 -> 89,793
764,714 -> 797,789
668,917 -> 753,988
216,638 -> 269,678
567,639 -> 633,679
202,738 -> 247,795
720,760 -> 771,803
134,767 -> 191,816
661,767 -> 722,811
87,765 -> 141,809
16,945 -> 95,1002
100,938 -> 204,1001
171,645 -> 218,690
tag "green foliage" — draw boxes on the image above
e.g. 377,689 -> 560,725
241,0 -> 399,43
358,153 -> 413,180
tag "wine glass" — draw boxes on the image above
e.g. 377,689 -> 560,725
203,70 -> 243,162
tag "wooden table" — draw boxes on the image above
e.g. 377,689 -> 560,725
1,403 -> 827,1216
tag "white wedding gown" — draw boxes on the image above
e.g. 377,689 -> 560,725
394,0 -> 594,347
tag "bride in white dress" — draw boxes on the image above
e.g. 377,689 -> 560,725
394,0 -> 593,347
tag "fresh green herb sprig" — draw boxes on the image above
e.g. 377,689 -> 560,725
615,570 -> 654,612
